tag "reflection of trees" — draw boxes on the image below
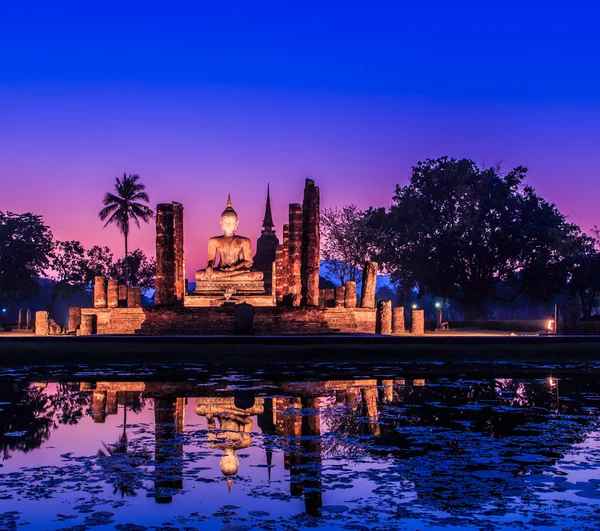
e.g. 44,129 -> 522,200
326,376 -> 600,514
0,382 -> 91,459
97,392 -> 150,498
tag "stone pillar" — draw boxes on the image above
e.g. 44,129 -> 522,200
17,308 -> 25,330
392,307 -> 405,333
411,309 -> 425,335
155,203 -> 175,306
69,307 -> 82,332
173,202 -> 185,303
118,284 -> 128,307
35,311 -> 49,336
360,261 -> 378,308
288,204 -> 303,306
344,281 -> 357,308
107,279 -> 118,308
274,243 -> 286,303
334,286 -> 346,308
126,286 -> 135,308
94,276 -> 107,308
26,308 -> 32,329
134,287 -> 142,307
80,314 -> 97,335
376,300 -> 392,335
301,179 -> 320,306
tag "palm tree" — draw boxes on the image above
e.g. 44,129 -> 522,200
99,174 -> 154,284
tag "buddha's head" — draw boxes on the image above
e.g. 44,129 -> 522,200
220,195 -> 239,237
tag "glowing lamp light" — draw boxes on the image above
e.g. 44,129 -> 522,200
412,304 -> 417,309
547,319 -> 554,332
548,377 -> 556,387
1,309 -> 5,314
435,302 -> 441,309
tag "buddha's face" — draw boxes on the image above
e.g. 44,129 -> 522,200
220,215 -> 238,237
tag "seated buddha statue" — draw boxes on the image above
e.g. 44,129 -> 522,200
195,196 -> 264,283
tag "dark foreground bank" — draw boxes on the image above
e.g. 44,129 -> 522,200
1,334 -> 600,366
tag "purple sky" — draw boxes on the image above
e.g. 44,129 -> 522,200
1,2 -> 598,277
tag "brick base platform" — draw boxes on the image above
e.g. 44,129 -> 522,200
80,306 -> 377,335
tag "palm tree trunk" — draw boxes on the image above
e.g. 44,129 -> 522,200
124,232 -> 129,286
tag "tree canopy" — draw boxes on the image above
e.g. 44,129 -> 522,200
370,157 -> 589,319
0,212 -> 54,311
320,205 -> 381,286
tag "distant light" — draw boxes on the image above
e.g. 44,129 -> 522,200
435,302 -> 441,308
548,377 -> 556,387
1,309 -> 5,314
412,304 -> 417,309
547,319 -> 554,331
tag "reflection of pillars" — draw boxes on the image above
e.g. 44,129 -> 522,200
257,398 -> 276,482
381,379 -> 394,403
154,397 -> 183,503
93,390 -> 107,423
346,388 -> 359,410
274,397 -> 303,496
335,390 -> 346,404
175,397 -> 186,433
301,396 -> 322,517
106,391 -> 118,416
361,388 -> 380,436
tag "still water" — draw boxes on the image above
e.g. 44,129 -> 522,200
1,361 -> 600,530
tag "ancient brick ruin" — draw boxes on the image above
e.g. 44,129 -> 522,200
76,178 -> 400,335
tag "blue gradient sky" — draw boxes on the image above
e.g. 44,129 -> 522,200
1,1 -> 598,273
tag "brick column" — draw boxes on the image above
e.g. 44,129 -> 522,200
344,281 -> 357,308
274,243 -> 286,303
155,203 -> 175,306
107,279 -> 119,308
360,261 -> 378,308
411,309 -> 425,335
80,314 -> 96,335
35,311 -> 49,336
118,284 -> 128,307
134,287 -> 142,307
127,286 -> 136,308
173,202 -> 185,303
376,300 -> 392,335
301,179 -> 320,306
69,307 -> 82,332
392,307 -> 405,333
94,276 -> 107,308
334,286 -> 345,307
288,204 -> 303,306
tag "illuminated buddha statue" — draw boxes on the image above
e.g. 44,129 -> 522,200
195,195 -> 264,283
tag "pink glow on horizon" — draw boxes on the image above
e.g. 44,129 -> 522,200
1,86 -> 599,279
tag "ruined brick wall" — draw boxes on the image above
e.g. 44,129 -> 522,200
80,306 -> 377,335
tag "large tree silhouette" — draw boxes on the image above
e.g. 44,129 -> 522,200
372,157 -> 585,319
98,174 -> 154,284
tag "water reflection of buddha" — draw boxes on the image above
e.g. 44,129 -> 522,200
196,396 -> 263,490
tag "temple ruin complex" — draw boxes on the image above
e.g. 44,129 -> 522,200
76,178 -> 394,335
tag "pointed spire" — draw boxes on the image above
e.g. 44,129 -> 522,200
227,194 -> 232,208
262,184 -> 274,230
